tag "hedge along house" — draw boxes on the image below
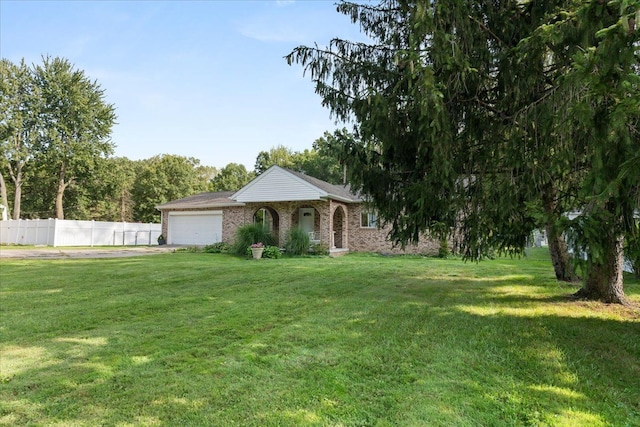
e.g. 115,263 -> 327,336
156,165 -> 442,255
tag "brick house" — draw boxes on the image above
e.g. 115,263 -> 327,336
156,165 -> 441,255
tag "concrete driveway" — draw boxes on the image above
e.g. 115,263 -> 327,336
0,246 -> 180,260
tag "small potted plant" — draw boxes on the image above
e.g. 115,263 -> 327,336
157,234 -> 166,245
250,242 -> 264,259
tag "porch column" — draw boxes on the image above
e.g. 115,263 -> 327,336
342,205 -> 348,249
325,201 -> 334,246
279,205 -> 293,246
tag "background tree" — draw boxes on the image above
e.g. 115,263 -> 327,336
254,145 -> 296,174
196,164 -> 219,190
33,56 -> 116,219
58,156 -> 139,221
293,130 -> 348,184
132,154 -> 210,222
210,162 -> 254,192
0,170 -> 8,218
287,0 -> 639,303
0,58 -> 41,219
95,157 -> 137,222
253,134 -> 346,184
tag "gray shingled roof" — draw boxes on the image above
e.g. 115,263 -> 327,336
285,169 -> 361,202
156,191 -> 241,210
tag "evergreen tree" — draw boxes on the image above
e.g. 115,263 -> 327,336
287,0 -> 639,303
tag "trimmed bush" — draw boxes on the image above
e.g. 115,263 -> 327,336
285,227 -> 310,256
309,243 -> 329,256
233,224 -> 275,256
203,242 -> 232,253
263,246 -> 281,259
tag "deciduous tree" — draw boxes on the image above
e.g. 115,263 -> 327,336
33,56 -> 116,219
0,58 -> 40,219
132,154 -> 210,222
254,145 -> 296,174
210,162 -> 254,192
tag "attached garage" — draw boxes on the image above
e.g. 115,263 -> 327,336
167,211 -> 222,245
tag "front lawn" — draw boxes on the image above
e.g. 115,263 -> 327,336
1,250 -> 638,426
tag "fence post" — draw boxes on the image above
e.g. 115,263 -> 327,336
52,218 -> 58,247
47,219 -> 53,246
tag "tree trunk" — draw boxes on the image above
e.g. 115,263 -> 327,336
542,183 -> 577,282
12,174 -> 22,220
546,222 -> 578,282
573,233 -> 626,304
0,171 -> 10,219
55,163 -> 68,220
55,180 -> 67,219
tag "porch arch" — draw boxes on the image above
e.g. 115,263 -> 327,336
332,205 -> 346,249
253,206 -> 280,245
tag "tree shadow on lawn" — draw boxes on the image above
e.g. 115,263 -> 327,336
2,257 -> 639,426
4,313 -> 638,426
326,297 -> 640,426
3,317 -> 638,425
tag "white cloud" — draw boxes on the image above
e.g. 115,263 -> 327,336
238,23 -> 308,43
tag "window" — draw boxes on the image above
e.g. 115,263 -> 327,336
360,210 -> 378,228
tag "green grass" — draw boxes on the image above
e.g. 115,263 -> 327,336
1,249 -> 639,426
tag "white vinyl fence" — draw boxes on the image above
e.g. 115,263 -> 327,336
0,219 -> 162,247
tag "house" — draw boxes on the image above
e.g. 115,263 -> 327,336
156,165 -> 442,255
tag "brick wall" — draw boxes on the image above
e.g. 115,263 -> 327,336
347,204 -> 443,255
161,201 -> 446,255
223,201 -> 330,246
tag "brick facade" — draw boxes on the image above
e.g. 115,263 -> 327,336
347,204 -> 442,255
162,201 -> 443,255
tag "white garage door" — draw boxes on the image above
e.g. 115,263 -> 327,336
168,211 -> 222,245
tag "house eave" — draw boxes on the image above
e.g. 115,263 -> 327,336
323,194 -> 357,203
156,202 -> 245,211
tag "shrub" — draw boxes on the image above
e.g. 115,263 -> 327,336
438,238 -> 450,258
309,243 -> 329,256
176,246 -> 201,253
203,242 -> 232,253
233,224 -> 275,256
262,246 -> 281,259
285,227 -> 310,256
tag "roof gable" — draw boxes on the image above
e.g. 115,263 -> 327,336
232,166 -> 330,203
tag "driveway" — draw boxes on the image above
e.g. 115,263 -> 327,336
0,246 -> 180,260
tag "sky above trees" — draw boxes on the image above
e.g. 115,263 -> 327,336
0,0 -> 367,169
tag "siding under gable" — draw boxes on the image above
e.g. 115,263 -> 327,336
233,167 -> 327,202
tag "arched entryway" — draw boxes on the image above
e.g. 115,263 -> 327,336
332,206 -> 346,249
253,206 -> 280,245
293,205 -> 320,242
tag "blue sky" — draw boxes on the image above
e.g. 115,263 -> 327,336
1,0 -> 366,170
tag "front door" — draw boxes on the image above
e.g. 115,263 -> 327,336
299,208 -> 315,235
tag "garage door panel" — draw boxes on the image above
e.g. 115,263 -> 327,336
168,212 -> 222,245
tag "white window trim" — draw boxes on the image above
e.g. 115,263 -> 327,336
360,210 -> 378,228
